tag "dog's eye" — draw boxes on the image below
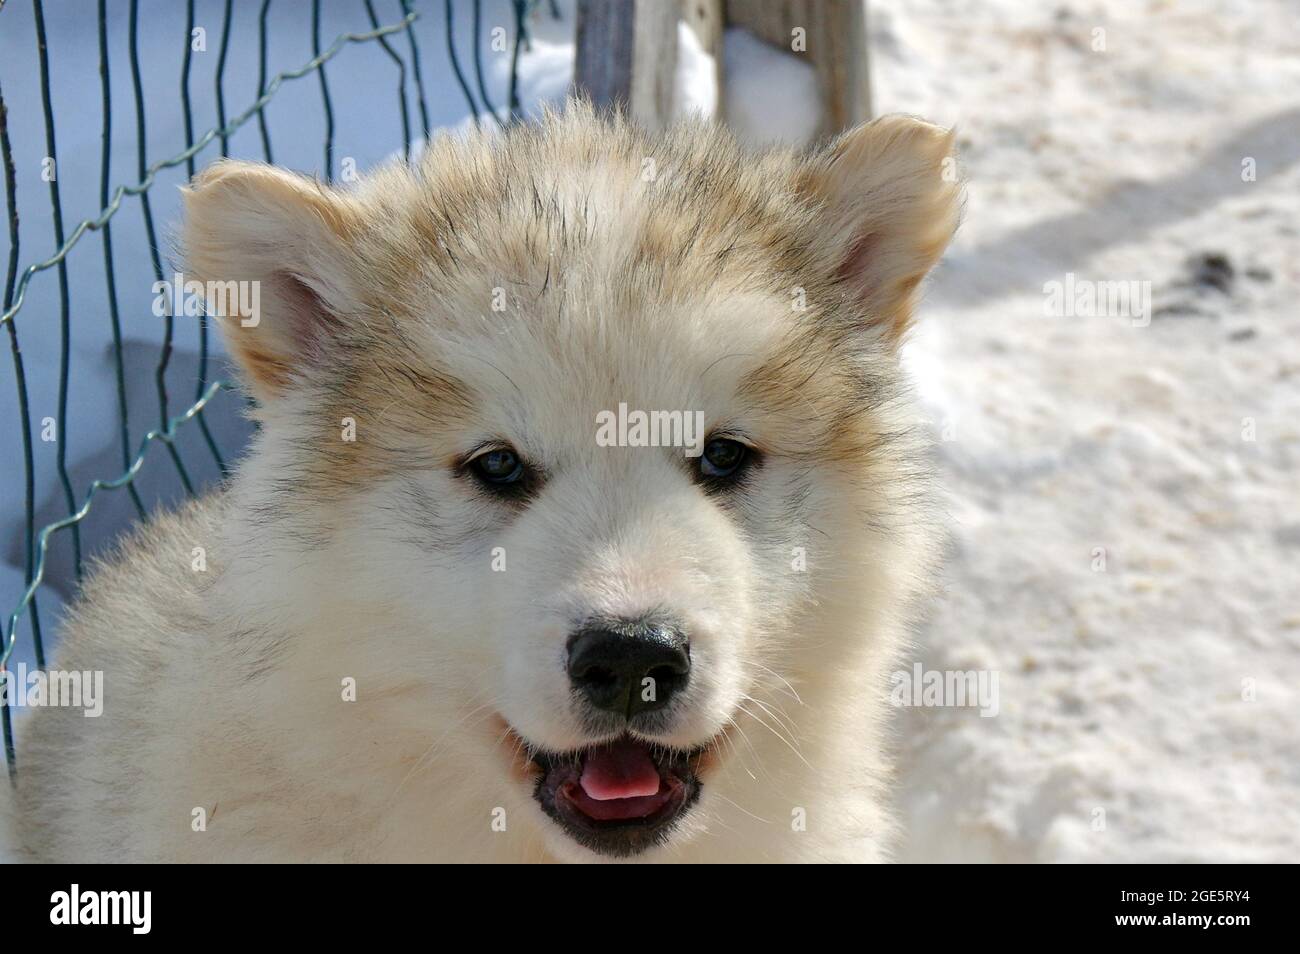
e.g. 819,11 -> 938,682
469,447 -> 524,486
699,437 -> 749,481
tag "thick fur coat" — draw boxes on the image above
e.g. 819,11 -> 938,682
5,104 -> 961,862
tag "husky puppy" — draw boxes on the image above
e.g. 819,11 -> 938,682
6,104 -> 960,862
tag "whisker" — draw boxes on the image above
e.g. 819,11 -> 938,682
390,694 -> 499,799
724,714 -> 767,780
741,693 -> 799,738
737,702 -> 813,771
753,663 -> 803,705
711,792 -> 773,825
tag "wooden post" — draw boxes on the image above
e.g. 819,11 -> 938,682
572,0 -> 679,132
571,0 -> 870,136
723,0 -> 872,136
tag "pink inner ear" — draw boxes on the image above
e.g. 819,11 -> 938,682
271,270 -> 343,365
836,228 -> 880,303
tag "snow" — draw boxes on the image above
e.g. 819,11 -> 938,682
871,0 -> 1300,863
723,27 -> 822,149
3,0 -> 1297,863
673,20 -> 718,121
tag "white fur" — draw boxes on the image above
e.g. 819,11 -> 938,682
3,107 -> 960,862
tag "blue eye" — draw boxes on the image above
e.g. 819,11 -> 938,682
471,447 -> 524,486
699,438 -> 749,480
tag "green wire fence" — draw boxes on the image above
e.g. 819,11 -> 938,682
1,0 -> 540,776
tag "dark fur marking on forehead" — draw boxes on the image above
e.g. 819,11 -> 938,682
737,329 -> 903,465
356,107 -> 827,305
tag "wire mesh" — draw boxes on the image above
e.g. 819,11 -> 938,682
1,0 -> 539,775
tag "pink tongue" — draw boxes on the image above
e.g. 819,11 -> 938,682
579,738 -> 662,801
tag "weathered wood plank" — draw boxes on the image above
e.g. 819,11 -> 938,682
572,0 -> 679,132
630,0 -> 679,131
573,0 -> 637,110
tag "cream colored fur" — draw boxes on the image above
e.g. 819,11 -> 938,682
4,104 -> 961,862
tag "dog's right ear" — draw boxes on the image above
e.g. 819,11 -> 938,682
182,161 -> 363,402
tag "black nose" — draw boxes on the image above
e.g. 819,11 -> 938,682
566,620 -> 691,717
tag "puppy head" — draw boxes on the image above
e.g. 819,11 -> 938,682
183,106 -> 961,860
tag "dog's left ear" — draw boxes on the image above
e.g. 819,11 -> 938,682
797,115 -> 963,347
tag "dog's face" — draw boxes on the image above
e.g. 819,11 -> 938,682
185,107 -> 960,860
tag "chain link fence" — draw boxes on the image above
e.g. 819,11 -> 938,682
1,0 -> 543,773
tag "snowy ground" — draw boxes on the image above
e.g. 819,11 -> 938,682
3,0 -> 1297,863
871,0 -> 1300,863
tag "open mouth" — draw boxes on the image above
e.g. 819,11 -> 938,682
530,735 -> 703,857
